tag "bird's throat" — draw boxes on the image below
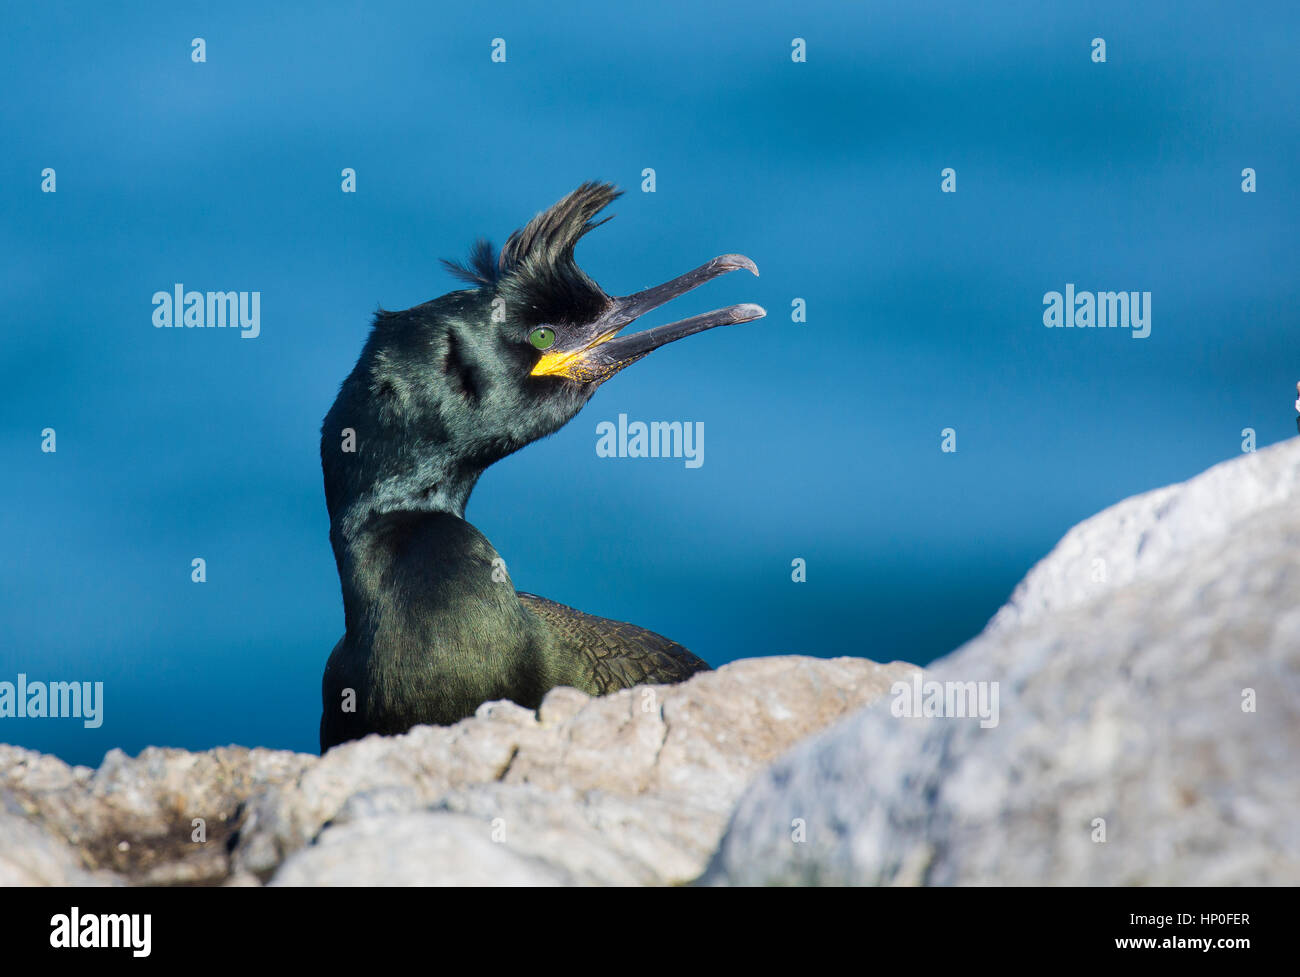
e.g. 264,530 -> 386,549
325,510 -> 552,734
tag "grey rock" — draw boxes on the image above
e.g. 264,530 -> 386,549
702,438 -> 1300,885
0,744 -> 312,885
0,656 -> 913,885
272,812 -> 573,886
0,812 -> 119,886
247,655 -> 912,885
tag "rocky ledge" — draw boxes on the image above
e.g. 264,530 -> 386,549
4,438 -> 1297,886
0,657 -> 914,885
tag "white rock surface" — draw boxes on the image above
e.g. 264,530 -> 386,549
0,656 -> 913,885
701,438 -> 1300,886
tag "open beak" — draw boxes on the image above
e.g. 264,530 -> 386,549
530,254 -> 765,382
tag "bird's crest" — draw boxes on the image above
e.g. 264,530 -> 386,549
441,182 -> 621,325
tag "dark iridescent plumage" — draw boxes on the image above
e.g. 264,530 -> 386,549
319,183 -> 762,751
519,594 -> 710,692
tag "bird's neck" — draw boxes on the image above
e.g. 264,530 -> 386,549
334,508 -> 509,641
329,508 -> 549,726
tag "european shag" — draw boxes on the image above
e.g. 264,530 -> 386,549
319,182 -> 764,751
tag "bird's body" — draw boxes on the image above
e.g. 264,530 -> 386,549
319,183 -> 762,751
319,509 -> 708,746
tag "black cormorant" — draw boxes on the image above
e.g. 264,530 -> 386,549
319,182 -> 764,751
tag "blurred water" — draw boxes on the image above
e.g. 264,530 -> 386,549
1,1 -> 1296,765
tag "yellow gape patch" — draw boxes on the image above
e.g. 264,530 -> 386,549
529,349 -> 587,378
529,331 -> 620,380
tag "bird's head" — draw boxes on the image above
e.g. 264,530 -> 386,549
322,182 -> 764,538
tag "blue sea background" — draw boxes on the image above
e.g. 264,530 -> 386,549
2,1 -> 1296,766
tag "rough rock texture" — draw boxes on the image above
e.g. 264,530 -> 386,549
702,438 -> 1300,885
0,656 -> 914,885
0,745 -> 314,885
9,441 -> 1295,887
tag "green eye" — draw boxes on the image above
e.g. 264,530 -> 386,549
528,327 -> 556,350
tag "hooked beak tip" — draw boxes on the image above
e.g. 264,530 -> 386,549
717,254 -> 760,278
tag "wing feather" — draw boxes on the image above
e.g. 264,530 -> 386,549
518,592 -> 710,694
